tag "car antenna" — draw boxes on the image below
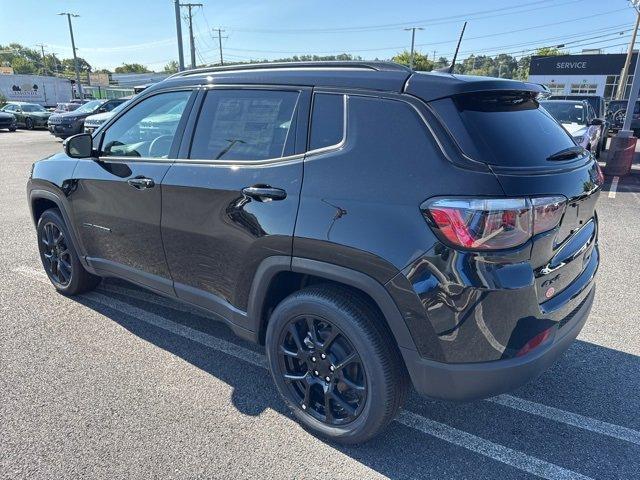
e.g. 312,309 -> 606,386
449,21 -> 467,74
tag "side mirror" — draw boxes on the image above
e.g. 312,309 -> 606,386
590,118 -> 605,126
64,133 -> 93,158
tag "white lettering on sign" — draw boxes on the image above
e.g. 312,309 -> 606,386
556,61 -> 587,70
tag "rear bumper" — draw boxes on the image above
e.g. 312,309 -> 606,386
402,285 -> 594,401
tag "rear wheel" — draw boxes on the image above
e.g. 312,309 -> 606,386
25,117 -> 34,130
266,285 -> 407,444
37,208 -> 101,295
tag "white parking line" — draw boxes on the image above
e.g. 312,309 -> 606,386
10,266 -> 633,478
78,289 -> 593,480
397,411 -> 593,480
488,395 -> 640,446
608,176 -> 619,198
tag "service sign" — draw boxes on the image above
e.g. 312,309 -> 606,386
1,81 -> 45,101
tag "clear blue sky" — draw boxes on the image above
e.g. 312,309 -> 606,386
0,0 -> 637,71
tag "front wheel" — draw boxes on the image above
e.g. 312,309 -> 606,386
266,285 -> 407,444
37,208 -> 101,295
8,126 -> 16,132
25,117 -> 34,130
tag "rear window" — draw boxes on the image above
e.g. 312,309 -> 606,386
309,93 -> 345,150
433,91 -> 577,167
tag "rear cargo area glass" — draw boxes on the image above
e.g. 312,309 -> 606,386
435,91 -> 579,167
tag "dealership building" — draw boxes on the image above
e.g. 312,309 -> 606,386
528,51 -> 638,99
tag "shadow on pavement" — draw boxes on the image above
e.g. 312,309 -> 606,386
75,278 -> 640,480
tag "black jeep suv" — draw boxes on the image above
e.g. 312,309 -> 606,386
27,62 -> 601,443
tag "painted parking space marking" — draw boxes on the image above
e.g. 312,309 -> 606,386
608,176 -> 619,198
488,395 -> 640,446
12,265 -> 635,479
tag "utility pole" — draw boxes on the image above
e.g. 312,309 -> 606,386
36,43 -> 47,75
213,28 -> 225,65
617,9 -> 640,99
180,3 -> 203,69
174,0 -> 185,71
58,12 -> 82,99
403,27 -> 424,70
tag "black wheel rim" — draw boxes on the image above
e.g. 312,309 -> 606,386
41,222 -> 72,286
278,315 -> 367,426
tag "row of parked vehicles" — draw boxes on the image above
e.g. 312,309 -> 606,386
0,97 -> 129,137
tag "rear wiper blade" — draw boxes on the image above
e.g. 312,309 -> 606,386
546,146 -> 585,161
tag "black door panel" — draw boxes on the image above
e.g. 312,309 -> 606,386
161,161 -> 302,318
161,87 -> 309,317
71,159 -> 173,289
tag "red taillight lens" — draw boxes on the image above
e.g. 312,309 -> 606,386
532,196 -> 566,235
423,196 -> 566,250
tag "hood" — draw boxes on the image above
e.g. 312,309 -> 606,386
561,123 -> 587,137
55,109 -> 94,120
85,111 -> 115,123
29,111 -> 51,118
0,111 -> 15,120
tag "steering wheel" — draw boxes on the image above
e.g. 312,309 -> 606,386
148,135 -> 174,158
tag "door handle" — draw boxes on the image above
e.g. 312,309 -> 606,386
127,176 -> 155,190
242,185 -> 287,201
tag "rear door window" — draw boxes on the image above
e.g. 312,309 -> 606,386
309,93 -> 345,150
432,91 -> 578,167
190,89 -> 299,161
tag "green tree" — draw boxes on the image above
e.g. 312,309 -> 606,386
392,50 -> 433,71
62,57 -> 92,74
163,60 -> 179,73
534,47 -> 566,57
12,56 -> 36,74
114,63 -> 150,73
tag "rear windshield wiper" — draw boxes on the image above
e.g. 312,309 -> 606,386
546,146 -> 585,161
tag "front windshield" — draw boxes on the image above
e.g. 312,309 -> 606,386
540,102 -> 586,125
75,100 -> 103,114
22,104 -> 47,112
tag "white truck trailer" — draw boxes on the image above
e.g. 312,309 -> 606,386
0,74 -> 73,108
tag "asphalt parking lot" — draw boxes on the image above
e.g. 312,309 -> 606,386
1,129 -> 639,480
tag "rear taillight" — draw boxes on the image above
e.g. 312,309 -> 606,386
423,196 -> 566,250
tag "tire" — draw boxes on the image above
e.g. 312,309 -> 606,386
37,208 -> 101,295
25,118 -> 34,130
8,126 -> 16,132
266,284 -> 407,444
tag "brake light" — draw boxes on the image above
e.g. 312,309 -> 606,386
423,196 -> 566,250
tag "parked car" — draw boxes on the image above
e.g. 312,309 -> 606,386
548,94 -> 608,138
0,102 -> 51,129
540,100 -> 605,157
27,62 -> 602,444
53,103 -> 81,114
606,99 -> 640,137
0,111 -> 17,131
47,98 -> 128,139
83,98 -> 132,134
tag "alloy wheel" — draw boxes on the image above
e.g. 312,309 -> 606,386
41,222 -> 72,286
278,315 -> 367,425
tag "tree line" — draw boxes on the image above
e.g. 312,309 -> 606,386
1,42 -> 564,80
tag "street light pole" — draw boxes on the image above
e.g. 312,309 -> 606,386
58,12 -> 83,99
605,0 -> 640,176
616,8 -> 640,100
403,27 -> 424,70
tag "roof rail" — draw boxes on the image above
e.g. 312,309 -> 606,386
167,61 -> 411,79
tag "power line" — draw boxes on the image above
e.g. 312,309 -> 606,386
227,0 -> 580,34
